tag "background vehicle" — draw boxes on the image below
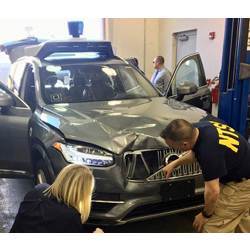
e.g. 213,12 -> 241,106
0,36 -> 214,225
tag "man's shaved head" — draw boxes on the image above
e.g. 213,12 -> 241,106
160,119 -> 195,141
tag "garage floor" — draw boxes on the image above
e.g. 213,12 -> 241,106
0,178 -> 198,233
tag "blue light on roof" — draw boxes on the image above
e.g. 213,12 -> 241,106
68,21 -> 84,38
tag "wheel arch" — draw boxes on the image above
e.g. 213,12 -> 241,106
31,138 -> 56,182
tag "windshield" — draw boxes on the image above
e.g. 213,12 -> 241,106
39,64 -> 159,104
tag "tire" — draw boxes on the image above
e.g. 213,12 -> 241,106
34,159 -> 52,184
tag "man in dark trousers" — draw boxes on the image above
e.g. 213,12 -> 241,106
160,119 -> 250,232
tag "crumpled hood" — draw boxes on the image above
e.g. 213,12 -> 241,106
42,97 -> 208,154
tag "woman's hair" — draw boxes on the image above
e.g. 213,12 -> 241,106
44,164 -> 94,224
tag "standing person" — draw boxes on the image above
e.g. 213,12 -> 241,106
151,56 -> 171,94
126,57 -> 145,75
160,119 -> 250,233
10,164 -> 103,233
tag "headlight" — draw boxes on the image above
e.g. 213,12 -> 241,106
53,142 -> 114,167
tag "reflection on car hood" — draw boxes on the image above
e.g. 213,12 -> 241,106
42,97 -> 208,154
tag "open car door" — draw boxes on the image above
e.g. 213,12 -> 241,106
0,82 -> 33,178
166,53 -> 212,113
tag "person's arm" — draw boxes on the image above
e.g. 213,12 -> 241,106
155,79 -> 165,93
163,150 -> 196,178
163,71 -> 171,92
203,178 -> 220,216
191,134 -> 226,232
193,178 -> 220,232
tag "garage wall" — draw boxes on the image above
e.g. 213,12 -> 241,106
105,18 -> 225,80
105,18 -> 159,79
144,19 -> 160,78
159,18 -> 225,79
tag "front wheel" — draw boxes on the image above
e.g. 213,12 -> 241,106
34,159 -> 51,184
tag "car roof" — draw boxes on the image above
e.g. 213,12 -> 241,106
1,37 -> 116,63
28,39 -> 114,59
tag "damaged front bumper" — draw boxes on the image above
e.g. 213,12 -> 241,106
89,146 -> 205,225
48,136 -> 205,225
89,175 -> 204,225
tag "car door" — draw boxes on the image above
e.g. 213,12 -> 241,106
0,81 -> 33,178
166,53 -> 212,113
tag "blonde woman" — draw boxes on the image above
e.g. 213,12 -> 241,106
10,164 -> 103,233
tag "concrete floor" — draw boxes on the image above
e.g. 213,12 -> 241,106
0,178 -> 34,232
0,178 -> 198,233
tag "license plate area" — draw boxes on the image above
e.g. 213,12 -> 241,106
160,179 -> 195,202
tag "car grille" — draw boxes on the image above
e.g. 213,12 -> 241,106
124,148 -> 201,181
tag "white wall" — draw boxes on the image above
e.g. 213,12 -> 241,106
144,19 -> 159,78
105,18 -> 159,78
159,18 -> 225,79
106,18 -> 145,68
106,18 -> 225,80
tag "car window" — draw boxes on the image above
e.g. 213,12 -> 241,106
8,61 -> 27,95
171,58 -> 205,95
0,83 -> 26,108
20,64 -> 37,111
0,52 -> 11,85
0,87 -> 7,95
0,87 -> 8,112
39,64 -> 159,104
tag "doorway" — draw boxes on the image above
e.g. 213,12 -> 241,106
175,29 -> 197,64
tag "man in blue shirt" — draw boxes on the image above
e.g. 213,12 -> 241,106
151,56 -> 171,94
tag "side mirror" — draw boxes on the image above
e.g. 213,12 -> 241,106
0,91 -> 14,108
176,81 -> 198,100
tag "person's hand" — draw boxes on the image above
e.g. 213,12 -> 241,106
193,212 -> 208,232
162,161 -> 176,179
93,227 -> 104,233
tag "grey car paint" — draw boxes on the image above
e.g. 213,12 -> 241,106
41,97 -> 207,154
0,39 -> 213,224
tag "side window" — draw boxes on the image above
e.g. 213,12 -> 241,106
0,82 -> 27,108
0,87 -> 8,112
171,58 -> 205,95
8,61 -> 27,96
21,64 -> 36,111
